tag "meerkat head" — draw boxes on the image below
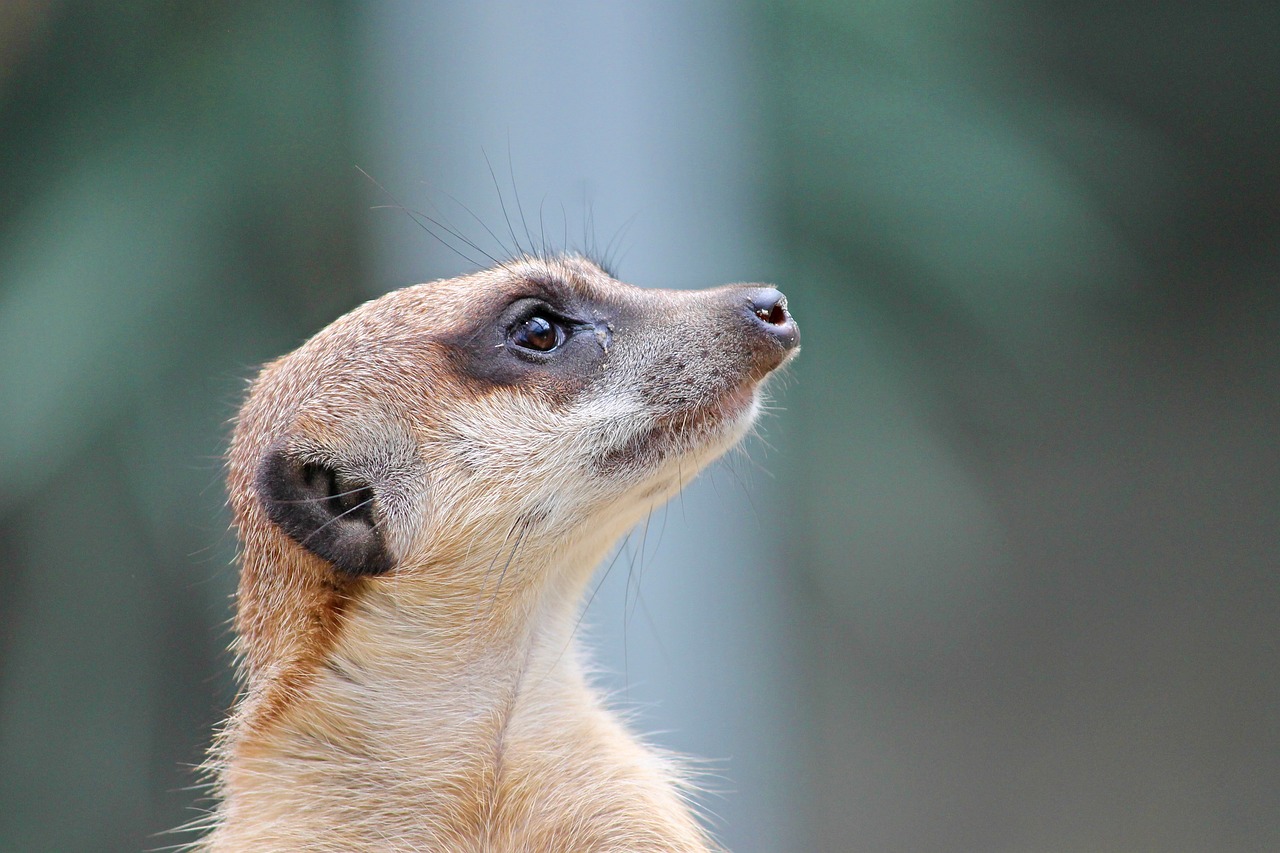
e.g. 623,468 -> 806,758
224,255 -> 797,721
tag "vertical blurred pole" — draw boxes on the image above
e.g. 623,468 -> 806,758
357,2 -> 805,850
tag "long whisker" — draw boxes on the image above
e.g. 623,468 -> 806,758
488,516 -> 532,612
506,136 -> 537,258
357,165 -> 498,269
483,147 -> 525,258
623,505 -> 656,678
298,495 -> 377,546
270,484 -> 373,505
530,530 -> 636,696
433,186 -> 517,265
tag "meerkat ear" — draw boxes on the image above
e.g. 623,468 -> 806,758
255,442 -> 394,576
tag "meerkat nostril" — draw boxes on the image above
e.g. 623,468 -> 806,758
740,286 -> 800,355
746,288 -> 787,322
758,303 -> 787,326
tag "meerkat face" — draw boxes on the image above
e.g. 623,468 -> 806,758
230,255 -> 798,595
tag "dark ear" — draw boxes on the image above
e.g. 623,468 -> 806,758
255,442 -> 394,576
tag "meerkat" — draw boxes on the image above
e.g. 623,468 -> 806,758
200,254 -> 799,852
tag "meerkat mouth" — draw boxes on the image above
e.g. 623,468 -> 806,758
596,380 -> 760,473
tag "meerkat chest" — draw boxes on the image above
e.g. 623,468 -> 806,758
230,632 -> 708,852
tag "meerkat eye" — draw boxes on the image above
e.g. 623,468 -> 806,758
509,314 -> 565,352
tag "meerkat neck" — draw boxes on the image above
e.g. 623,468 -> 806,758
212,544 -> 713,852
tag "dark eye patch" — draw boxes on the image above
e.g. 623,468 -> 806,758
438,284 -> 615,402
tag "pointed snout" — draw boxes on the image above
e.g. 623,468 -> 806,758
716,284 -> 799,381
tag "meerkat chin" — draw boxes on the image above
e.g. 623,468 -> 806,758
202,254 -> 799,852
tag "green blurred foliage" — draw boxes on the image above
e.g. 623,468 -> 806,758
770,1 -> 1278,849
0,2 -> 365,848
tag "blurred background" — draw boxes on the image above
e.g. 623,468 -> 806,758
1,1 -> 1276,851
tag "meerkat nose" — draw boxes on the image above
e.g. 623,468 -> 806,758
743,286 -> 801,352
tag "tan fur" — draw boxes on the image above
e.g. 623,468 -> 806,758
199,256 -> 797,851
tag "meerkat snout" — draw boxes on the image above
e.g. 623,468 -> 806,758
205,254 -> 797,852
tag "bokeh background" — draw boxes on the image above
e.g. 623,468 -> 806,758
2,2 -> 1277,851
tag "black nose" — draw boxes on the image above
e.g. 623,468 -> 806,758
744,286 -> 800,350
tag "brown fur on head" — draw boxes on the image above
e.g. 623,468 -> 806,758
210,255 -> 798,851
